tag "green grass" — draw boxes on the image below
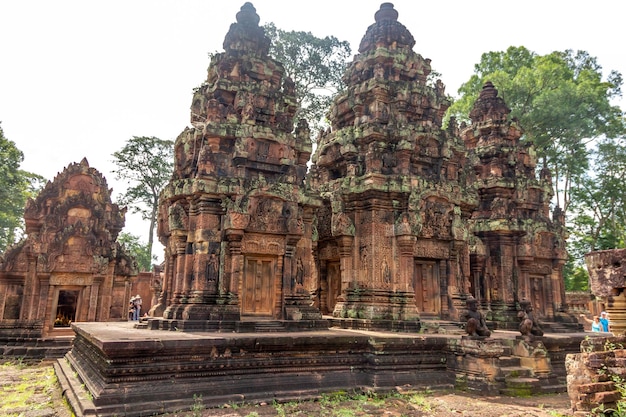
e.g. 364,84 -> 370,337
408,392 -> 434,412
0,360 -> 62,416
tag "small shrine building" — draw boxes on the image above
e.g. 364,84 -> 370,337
0,159 -> 137,340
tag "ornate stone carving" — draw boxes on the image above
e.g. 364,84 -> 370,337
0,159 -> 136,336
155,3 -> 321,322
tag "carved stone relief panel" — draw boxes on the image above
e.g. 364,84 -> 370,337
242,234 -> 285,256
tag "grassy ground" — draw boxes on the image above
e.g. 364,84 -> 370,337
0,359 -> 73,417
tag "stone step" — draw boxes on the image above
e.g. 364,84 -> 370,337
0,337 -> 74,359
500,376 -> 542,396
540,383 -> 567,394
500,366 -> 534,378
419,319 -> 464,334
542,321 -> 584,333
497,356 -> 521,367
254,321 -> 287,332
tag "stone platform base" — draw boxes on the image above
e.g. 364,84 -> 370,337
144,317 -> 331,332
56,322 -> 590,417
0,321 -> 74,359
0,335 -> 73,359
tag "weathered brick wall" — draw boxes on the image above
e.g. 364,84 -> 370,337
566,336 -> 626,414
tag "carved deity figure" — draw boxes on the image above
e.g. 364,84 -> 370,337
206,252 -> 219,282
295,258 -> 304,286
461,296 -> 490,338
518,299 -> 544,338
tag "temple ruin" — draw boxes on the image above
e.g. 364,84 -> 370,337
144,2 -> 571,332
0,159 -> 136,354
462,81 -> 570,327
150,1 -> 322,330
32,3 -> 597,415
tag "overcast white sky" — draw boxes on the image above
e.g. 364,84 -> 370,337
1,0 -> 624,255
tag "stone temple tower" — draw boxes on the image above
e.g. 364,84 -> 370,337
462,81 -> 569,326
309,3 -> 478,324
152,3 -> 322,327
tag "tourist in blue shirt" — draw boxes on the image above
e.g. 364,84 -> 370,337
599,311 -> 610,332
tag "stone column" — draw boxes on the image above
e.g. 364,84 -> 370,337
337,235 -> 354,298
150,253 -> 173,317
163,237 -> 187,319
181,249 -> 194,296
517,263 -> 530,302
36,276 -> 50,319
396,234 -> 415,293
283,239 -> 297,296
88,277 -> 101,321
21,253 -> 38,320
225,230 -> 243,296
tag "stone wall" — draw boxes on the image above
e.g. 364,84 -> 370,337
566,336 -> 626,415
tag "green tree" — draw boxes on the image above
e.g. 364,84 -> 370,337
0,123 -> 44,252
563,261 -> 590,292
117,232 -> 154,272
263,22 -> 351,137
569,136 -> 626,254
112,136 -> 173,260
448,47 -> 625,214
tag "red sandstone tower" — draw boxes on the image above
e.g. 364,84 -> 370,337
310,3 -> 477,324
152,3 -> 321,325
462,82 -> 569,326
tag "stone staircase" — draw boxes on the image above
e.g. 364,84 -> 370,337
542,321 -> 584,333
497,361 -> 541,396
452,337 -> 567,396
251,321 -> 287,332
496,353 -> 565,395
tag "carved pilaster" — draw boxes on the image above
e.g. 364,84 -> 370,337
336,235 -> 354,293
396,234 -> 416,293
225,230 -> 244,296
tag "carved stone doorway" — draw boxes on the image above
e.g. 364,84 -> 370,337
51,287 -> 81,330
242,257 -> 276,317
414,260 -> 440,316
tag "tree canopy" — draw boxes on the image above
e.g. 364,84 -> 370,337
0,123 -> 44,253
263,22 -> 351,138
112,136 -> 174,260
117,232 -> 155,272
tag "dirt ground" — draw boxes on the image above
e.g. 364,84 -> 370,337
1,360 -> 575,417
187,391 -> 575,417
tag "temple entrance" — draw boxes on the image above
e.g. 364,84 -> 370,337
242,256 -> 276,317
53,288 -> 80,328
414,260 -> 440,316
326,262 -> 341,314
